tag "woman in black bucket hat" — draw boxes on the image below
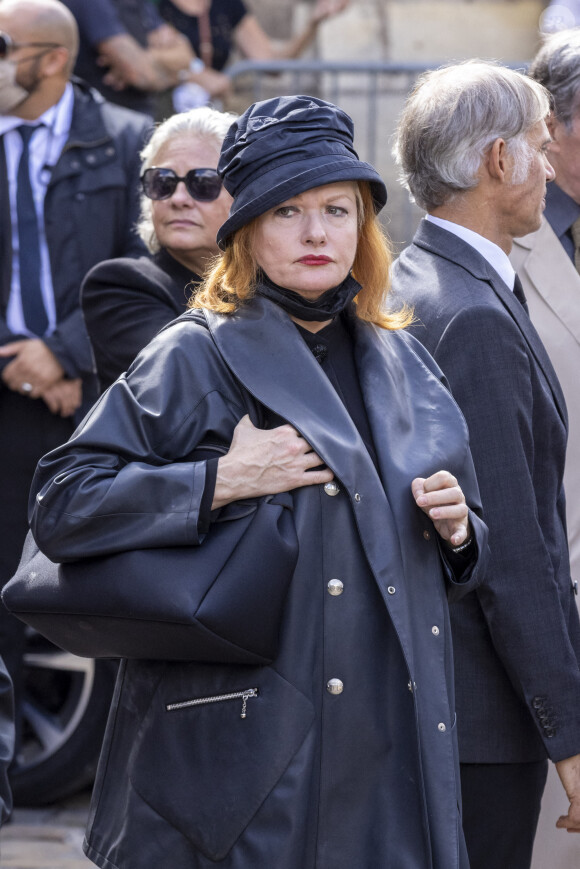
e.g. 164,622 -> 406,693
30,95 -> 489,869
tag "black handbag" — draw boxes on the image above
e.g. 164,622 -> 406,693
2,493 -> 297,663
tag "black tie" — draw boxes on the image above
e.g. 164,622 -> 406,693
512,274 -> 529,315
17,124 -> 48,336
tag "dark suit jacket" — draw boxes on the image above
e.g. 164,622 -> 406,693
391,218 -> 580,763
0,79 -> 150,417
81,249 -> 199,391
0,82 -> 149,584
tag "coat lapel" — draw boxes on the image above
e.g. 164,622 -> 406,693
204,298 -> 419,666
416,220 -> 568,426
515,220 -> 580,349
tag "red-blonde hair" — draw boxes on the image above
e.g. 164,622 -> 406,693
191,182 -> 412,331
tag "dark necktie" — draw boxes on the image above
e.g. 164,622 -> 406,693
17,124 -> 48,336
512,273 -> 529,315
570,215 -> 580,273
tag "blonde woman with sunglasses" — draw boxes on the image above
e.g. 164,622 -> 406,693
81,105 -> 235,391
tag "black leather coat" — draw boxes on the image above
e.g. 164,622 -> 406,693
30,297 -> 489,869
0,656 -> 13,825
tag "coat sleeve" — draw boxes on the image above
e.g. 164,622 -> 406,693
396,329 -> 490,601
29,321 -> 247,561
433,301 -> 580,760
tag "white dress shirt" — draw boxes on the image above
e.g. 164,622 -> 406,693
426,214 -> 516,292
0,83 -> 74,337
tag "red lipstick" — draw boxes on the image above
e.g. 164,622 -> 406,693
298,255 -> 332,265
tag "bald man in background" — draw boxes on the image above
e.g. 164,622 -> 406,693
0,0 -> 149,736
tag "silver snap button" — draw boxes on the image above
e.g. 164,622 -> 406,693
354,493 -> 361,502
432,626 -> 440,636
327,678 -> 344,695
324,481 -> 340,497
387,586 -> 396,595
423,530 -> 431,541
327,579 -> 344,596
438,722 -> 446,732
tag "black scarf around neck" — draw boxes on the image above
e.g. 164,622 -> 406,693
256,271 -> 361,321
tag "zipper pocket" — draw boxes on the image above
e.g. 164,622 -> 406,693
166,688 -> 259,719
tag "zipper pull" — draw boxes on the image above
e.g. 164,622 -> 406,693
240,688 -> 258,719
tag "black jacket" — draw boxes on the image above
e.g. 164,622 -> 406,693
81,249 -> 198,391
0,656 -> 13,826
0,80 -> 150,417
31,297 -> 489,869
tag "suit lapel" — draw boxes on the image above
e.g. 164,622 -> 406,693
416,220 -> 568,426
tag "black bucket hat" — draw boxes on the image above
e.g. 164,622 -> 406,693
216,94 -> 388,249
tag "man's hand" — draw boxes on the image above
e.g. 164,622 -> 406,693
41,379 -> 82,418
412,470 -> 471,547
0,340 -> 65,396
193,67 -> 232,99
555,754 -> 580,832
212,415 -> 334,509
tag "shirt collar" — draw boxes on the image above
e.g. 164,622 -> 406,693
543,181 -> 580,239
426,214 -> 516,290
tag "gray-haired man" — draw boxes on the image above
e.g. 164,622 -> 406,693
512,29 -> 580,607
391,60 -> 580,869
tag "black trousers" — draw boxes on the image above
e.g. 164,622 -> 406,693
0,390 -> 73,742
461,760 -> 549,869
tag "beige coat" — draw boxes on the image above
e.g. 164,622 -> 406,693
511,218 -> 580,588
511,218 -> 580,869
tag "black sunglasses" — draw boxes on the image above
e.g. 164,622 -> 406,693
0,32 -> 61,60
141,167 -> 223,202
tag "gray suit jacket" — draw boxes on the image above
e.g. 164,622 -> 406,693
391,218 -> 580,763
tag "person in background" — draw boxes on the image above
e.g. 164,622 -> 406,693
29,94 -> 488,869
157,0 -> 350,110
0,0 -> 149,741
82,106 -> 235,392
61,0 -> 193,117
510,32 -> 580,865
513,29 -> 580,600
391,60 -> 580,869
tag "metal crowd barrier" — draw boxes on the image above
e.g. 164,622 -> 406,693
226,59 -> 433,166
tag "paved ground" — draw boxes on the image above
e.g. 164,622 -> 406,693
0,791 -> 92,869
